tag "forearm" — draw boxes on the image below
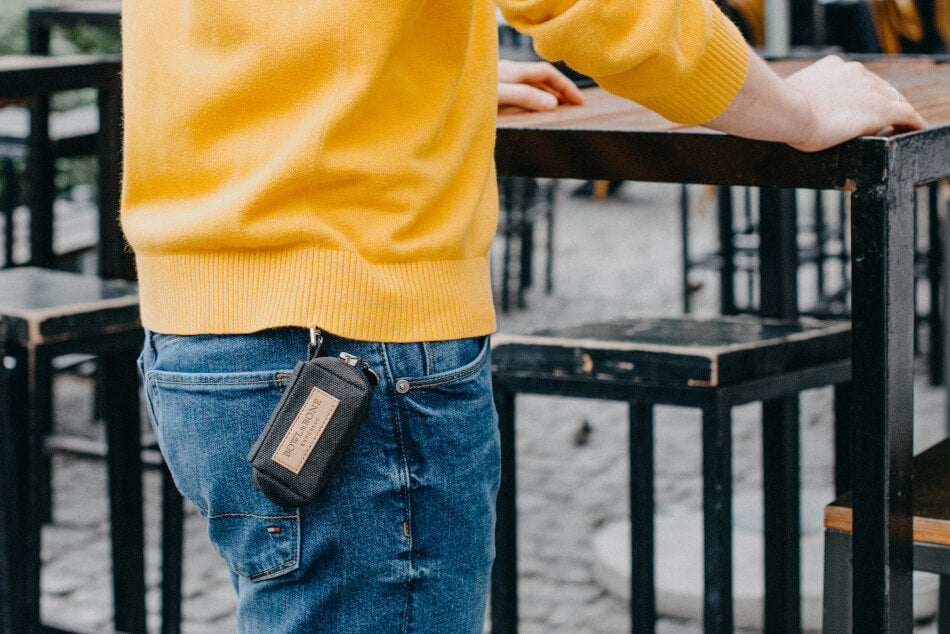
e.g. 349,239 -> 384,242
704,52 -> 813,147
496,0 -> 749,125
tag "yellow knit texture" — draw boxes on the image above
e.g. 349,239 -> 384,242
120,0 -> 748,340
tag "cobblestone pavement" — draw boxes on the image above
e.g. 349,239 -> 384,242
42,181 -> 945,632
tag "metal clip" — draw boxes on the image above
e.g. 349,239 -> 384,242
339,352 -> 380,386
308,327 -> 325,360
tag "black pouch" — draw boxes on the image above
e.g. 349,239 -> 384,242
248,332 -> 377,508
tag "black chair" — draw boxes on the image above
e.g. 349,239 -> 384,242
822,436 -> 950,632
0,267 -> 146,632
489,316 -> 853,632
0,56 -> 183,634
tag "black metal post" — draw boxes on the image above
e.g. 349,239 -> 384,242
26,22 -> 53,270
941,576 -> 950,634
101,350 -> 147,634
0,322 -> 16,634
914,190 -> 921,357
717,187 -> 736,315
822,529 -> 853,633
815,190 -> 827,305
500,178 -> 513,313
701,397 -> 732,633
850,153 -> 915,631
629,402 -> 655,632
97,85 -> 132,281
544,180 -> 555,295
929,182 -> 944,385
161,465 -> 183,634
0,159 -> 18,268
9,345 -> 42,634
681,184 -> 692,314
26,97 -> 53,269
833,382 -> 853,497
491,382 -> 517,634
758,187 -> 801,633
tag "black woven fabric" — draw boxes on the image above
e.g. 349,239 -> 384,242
248,357 -> 372,507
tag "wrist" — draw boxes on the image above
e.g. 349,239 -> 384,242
784,86 -> 819,151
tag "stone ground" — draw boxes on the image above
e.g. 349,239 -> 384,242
39,180 -> 946,632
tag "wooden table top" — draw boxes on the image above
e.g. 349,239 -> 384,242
498,59 -> 950,134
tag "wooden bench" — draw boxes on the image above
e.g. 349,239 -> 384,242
823,436 -> 950,632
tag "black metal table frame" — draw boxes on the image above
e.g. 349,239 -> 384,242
494,59 -> 950,630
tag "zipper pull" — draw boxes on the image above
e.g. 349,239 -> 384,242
308,327 -> 327,361
339,352 -> 380,386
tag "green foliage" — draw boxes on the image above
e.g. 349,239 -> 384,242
0,2 -> 27,54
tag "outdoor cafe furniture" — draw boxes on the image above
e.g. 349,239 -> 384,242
822,436 -> 950,632
494,55 -> 950,631
26,0 -> 121,52
0,267 -> 143,634
0,55 -> 181,634
490,316 -> 853,632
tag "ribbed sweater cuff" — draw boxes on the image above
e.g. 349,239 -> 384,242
602,7 -> 749,126
135,249 -> 497,342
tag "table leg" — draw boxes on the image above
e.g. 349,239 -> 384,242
762,396 -> 801,633
701,397 -> 732,633
100,350 -> 147,634
833,382 -> 853,497
491,382 -> 517,634
6,345 -> 42,633
0,335 -> 30,633
928,182 -> 944,385
681,184 -> 692,314
629,402 -> 655,632
850,172 -> 915,631
97,86 -> 133,282
758,187 -> 801,633
717,187 -> 736,315
161,465 -> 183,634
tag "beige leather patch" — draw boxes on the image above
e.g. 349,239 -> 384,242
272,387 -> 340,474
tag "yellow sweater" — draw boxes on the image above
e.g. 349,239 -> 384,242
120,0 -> 749,341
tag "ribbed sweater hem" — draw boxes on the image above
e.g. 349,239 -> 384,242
135,249 -> 497,342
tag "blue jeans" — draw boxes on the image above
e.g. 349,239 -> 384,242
137,328 -> 500,633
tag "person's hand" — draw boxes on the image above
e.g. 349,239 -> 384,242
784,55 -> 928,152
706,53 -> 928,152
497,60 -> 584,111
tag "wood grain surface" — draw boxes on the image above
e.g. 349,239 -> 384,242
825,437 -> 950,545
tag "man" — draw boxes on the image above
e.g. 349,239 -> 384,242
122,0 -> 924,630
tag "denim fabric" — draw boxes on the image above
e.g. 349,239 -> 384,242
137,328 -> 500,633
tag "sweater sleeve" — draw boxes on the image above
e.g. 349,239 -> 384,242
495,0 -> 750,125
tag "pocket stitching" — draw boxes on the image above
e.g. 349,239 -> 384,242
403,347 -> 488,390
149,377 -> 287,387
202,509 -> 298,520
248,558 -> 296,580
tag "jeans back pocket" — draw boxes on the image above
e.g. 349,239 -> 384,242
145,368 -> 300,581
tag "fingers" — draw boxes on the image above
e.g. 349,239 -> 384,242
497,82 -> 560,111
497,60 -> 584,105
